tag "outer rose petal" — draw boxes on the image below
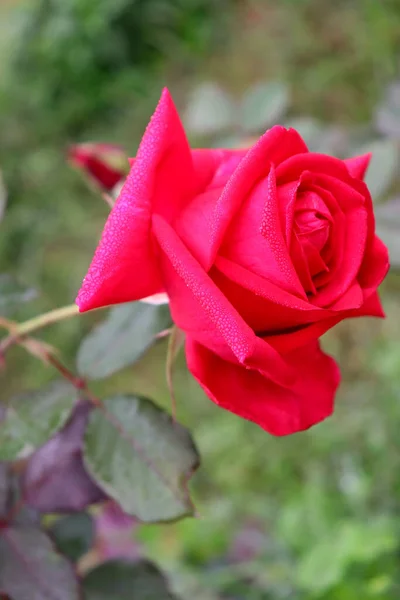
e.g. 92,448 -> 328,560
344,154 -> 371,180
76,88 -> 195,312
186,339 -> 341,436
152,214 -> 292,385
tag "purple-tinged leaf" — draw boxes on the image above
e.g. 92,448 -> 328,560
93,502 -> 140,561
0,526 -> 79,600
0,463 -> 10,518
228,518 -> 267,564
22,401 -> 106,513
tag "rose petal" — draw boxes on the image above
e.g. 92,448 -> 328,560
276,179 -> 299,245
311,175 -> 368,307
153,214 -> 292,385
359,235 -> 389,292
276,153 -> 351,185
186,338 -> 340,436
222,166 -> 306,297
188,127 -> 308,270
355,290 -> 385,318
214,255 -> 325,328
354,180 -> 389,293
191,149 -> 247,191
344,153 -> 371,180
76,88 -> 194,312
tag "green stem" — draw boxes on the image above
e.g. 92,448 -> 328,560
15,303 -> 80,337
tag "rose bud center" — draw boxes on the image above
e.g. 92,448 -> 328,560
291,190 -> 333,295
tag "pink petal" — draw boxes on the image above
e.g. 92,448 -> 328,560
212,256 -> 326,333
76,88 -> 194,312
184,127 -> 307,270
276,153 -> 351,185
311,175 -> 368,307
344,153 -> 371,180
355,290 -> 385,318
222,166 -> 306,298
153,214 -> 292,385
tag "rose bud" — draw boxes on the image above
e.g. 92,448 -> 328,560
68,143 -> 129,193
76,89 -> 389,436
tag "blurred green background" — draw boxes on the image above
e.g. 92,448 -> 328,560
2,0 -> 400,598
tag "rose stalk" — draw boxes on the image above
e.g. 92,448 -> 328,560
76,89 -> 389,436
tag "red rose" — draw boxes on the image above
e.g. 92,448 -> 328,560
76,89 -> 389,435
68,143 -> 129,192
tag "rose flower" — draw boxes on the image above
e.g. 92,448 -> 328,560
76,89 -> 389,435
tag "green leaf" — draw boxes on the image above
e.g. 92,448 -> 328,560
0,170 -> 6,223
241,81 -> 290,133
354,139 -> 399,199
184,82 -> 236,136
84,395 -> 199,522
77,302 -> 172,380
82,560 -> 178,600
297,518 -> 397,594
0,274 -> 37,317
49,513 -> 95,562
0,525 -> 80,600
375,82 -> 400,138
0,381 -> 77,461
284,117 -> 322,146
375,197 -> 400,268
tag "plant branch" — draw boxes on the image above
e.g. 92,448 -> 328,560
0,304 -> 81,355
16,304 -> 80,337
102,192 -> 115,208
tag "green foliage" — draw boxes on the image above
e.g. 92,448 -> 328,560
296,518 -> 398,594
82,560 -> 179,600
49,513 -> 95,562
77,302 -> 172,380
13,0 -> 221,133
0,381 -> 77,461
84,395 -> 199,522
0,274 -> 37,317
354,139 -> 399,199
241,81 -> 290,133
184,83 -> 237,136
